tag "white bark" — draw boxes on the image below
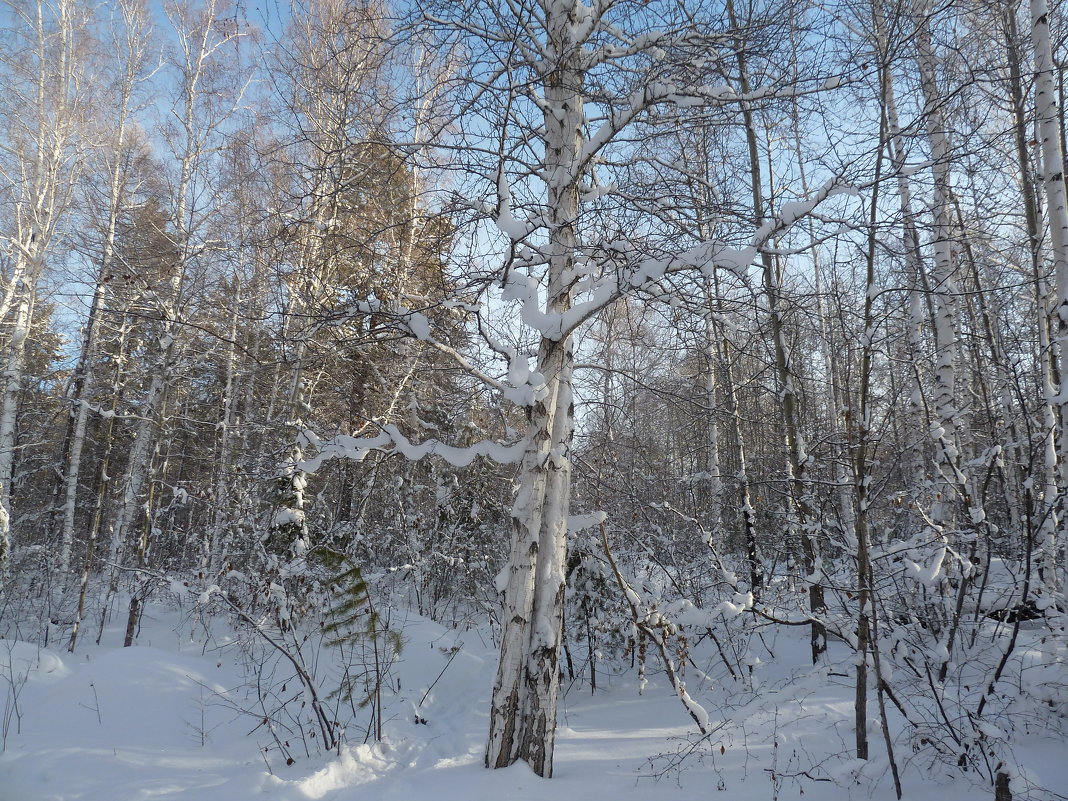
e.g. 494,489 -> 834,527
106,367 -> 166,589
109,0 -> 244,636
709,271 -> 761,590
0,0 -> 84,519
266,0 -> 386,551
1031,0 -> 1068,590
793,84 -> 855,549
880,40 -> 931,486
0,289 -> 35,513
57,0 -> 149,575
701,304 -> 725,542
853,42 -> 890,760
68,315 -> 128,652
206,278 -> 240,574
997,0 -> 1059,582
913,0 -> 988,678
485,3 -> 582,777
0,482 -> 9,576
727,0 -> 823,656
915,6 -> 969,529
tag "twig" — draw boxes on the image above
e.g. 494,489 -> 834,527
419,644 -> 462,709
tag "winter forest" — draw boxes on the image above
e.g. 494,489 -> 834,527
1,0 -> 1067,798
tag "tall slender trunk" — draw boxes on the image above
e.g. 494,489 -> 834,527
881,22 -> 933,489
701,298 -> 725,548
485,8 -> 581,776
57,0 -> 148,574
916,4 -> 968,531
0,287 -> 36,513
0,484 -> 8,576
689,132 -> 749,583
57,139 -> 130,578
115,0 -> 221,641
1031,0 -> 1068,591
710,269 -> 761,590
854,59 -> 888,761
108,366 -> 168,591
792,86 -> 855,549
727,0 -> 823,659
813,262 -> 855,539
69,317 -> 129,652
0,0 -> 83,531
206,278 -> 241,574
268,74 -> 352,554
1002,2 -> 1056,573
954,195 -> 1026,545
123,398 -> 167,648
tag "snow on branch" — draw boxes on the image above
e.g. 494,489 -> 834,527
599,521 -> 712,734
297,424 -> 525,474
501,177 -> 858,342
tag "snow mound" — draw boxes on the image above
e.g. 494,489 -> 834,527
298,742 -> 398,798
0,639 -> 69,684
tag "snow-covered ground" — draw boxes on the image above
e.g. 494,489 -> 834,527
1,601 -> 1064,801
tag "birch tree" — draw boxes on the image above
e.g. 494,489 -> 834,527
54,0 -> 154,580
1030,0 -> 1068,592
108,0 -> 247,644
398,0 -> 853,776
261,0 -> 394,559
0,0 -> 87,556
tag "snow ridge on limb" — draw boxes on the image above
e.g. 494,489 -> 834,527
497,176 -> 859,344
297,425 -> 526,474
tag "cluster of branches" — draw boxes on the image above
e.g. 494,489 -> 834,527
0,0 -> 512,648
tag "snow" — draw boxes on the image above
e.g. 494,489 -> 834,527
298,425 -> 526,474
2,601 -> 1066,801
404,312 -> 432,341
567,511 -> 606,533
905,544 -> 947,587
0,640 -> 70,685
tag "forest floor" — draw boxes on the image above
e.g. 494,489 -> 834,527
1,600 -> 1064,801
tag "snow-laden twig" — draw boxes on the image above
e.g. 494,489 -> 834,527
599,521 -> 711,735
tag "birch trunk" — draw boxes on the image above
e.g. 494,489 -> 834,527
710,270 -> 761,590
107,367 -> 168,594
267,4 -> 361,552
485,4 -> 581,776
114,0 -> 240,640
686,132 -> 735,574
701,303 -> 726,547
1030,0 -> 1068,590
69,316 -> 129,652
854,66 -> 888,762
56,0 -> 148,578
792,88 -> 855,546
0,0 -> 83,526
57,140 -> 129,578
915,6 -> 967,530
876,0 -> 933,489
0,288 -> 36,513
1001,1 -> 1057,573
0,484 -> 8,576
206,281 -> 240,574
913,0 -> 990,680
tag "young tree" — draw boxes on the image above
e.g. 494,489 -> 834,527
108,0 -> 248,644
54,0 -> 154,580
1030,0 -> 1068,593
